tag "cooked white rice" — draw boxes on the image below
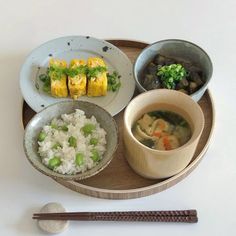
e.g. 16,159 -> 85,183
38,109 -> 106,174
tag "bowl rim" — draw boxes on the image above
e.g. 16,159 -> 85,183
23,100 -> 119,181
133,38 -> 213,97
124,89 -> 205,154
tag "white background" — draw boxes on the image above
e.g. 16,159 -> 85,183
1,0 -> 236,235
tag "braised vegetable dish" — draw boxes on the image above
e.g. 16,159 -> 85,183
141,54 -> 204,94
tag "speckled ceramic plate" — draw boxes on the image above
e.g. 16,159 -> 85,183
20,36 -> 135,116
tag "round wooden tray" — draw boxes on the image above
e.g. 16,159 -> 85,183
22,40 -> 215,199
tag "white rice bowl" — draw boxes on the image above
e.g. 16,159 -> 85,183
38,109 -> 107,175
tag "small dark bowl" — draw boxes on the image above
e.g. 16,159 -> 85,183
133,39 -> 213,101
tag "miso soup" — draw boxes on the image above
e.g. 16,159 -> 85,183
132,110 -> 192,151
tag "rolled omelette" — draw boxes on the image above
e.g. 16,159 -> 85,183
68,59 -> 87,99
49,58 -> 68,98
87,57 -> 107,97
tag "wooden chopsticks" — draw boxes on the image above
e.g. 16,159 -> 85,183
33,210 -> 198,223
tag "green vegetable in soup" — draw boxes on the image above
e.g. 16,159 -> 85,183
91,149 -> 100,162
148,110 -> 184,126
140,139 -> 155,148
48,156 -> 62,169
82,124 -> 96,136
38,131 -> 46,142
68,136 -> 77,148
75,153 -> 84,166
179,120 -> 188,127
173,125 -> 191,145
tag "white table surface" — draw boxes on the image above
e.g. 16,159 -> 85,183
1,0 -> 236,235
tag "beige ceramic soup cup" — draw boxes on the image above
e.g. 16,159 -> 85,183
123,89 -> 204,179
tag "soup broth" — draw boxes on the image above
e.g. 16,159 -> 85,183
132,110 -> 192,151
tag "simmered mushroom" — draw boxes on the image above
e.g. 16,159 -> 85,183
182,61 -> 202,74
165,57 -> 176,65
189,71 -> 204,86
176,78 -> 189,89
189,81 -> 198,93
142,74 -> 161,90
147,62 -> 158,74
153,54 -> 166,65
141,53 -> 205,95
178,89 -> 188,94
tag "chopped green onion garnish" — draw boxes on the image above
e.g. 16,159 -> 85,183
107,71 -> 121,92
65,65 -> 87,77
87,66 -> 107,78
157,64 -> 187,89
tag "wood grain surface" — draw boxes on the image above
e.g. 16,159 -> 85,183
22,40 -> 215,199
